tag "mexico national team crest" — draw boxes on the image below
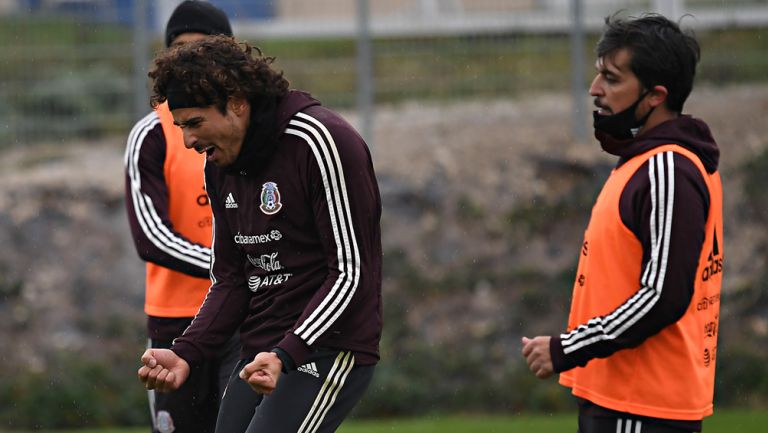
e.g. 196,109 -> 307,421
260,181 -> 282,215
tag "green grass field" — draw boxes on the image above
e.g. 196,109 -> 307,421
1,410 -> 764,433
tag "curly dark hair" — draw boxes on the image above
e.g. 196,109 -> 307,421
149,35 -> 290,113
597,13 -> 700,112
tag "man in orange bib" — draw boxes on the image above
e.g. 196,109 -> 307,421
124,2 -> 239,433
522,14 -> 723,433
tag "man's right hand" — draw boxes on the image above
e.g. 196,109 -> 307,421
138,348 -> 190,392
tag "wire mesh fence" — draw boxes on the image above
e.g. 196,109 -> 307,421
0,0 -> 766,146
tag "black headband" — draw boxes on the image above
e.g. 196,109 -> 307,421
166,80 -> 209,111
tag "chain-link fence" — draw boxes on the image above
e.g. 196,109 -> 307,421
1,0 -> 767,146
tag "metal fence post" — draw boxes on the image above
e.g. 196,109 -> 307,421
133,0 -> 150,121
356,0 -> 374,150
570,0 -> 588,143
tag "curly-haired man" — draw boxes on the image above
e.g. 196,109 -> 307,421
137,36 -> 383,433
124,3 -> 239,432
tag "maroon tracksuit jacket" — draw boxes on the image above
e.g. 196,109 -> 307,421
172,91 -> 382,368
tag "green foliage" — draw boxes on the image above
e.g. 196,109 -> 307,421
372,34 -> 572,103
0,16 -> 129,47
504,160 -> 606,237
715,346 -> 768,408
0,272 -> 22,301
698,28 -> 768,84
713,271 -> 768,409
741,146 -> 768,219
260,28 -> 768,109
0,16 -> 133,144
354,264 -> 574,419
0,351 -> 146,429
2,16 -> 767,144
456,194 -> 486,222
10,65 -> 132,140
260,34 -> 573,108
355,348 -> 572,417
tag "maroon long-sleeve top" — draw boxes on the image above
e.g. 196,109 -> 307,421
172,91 -> 383,368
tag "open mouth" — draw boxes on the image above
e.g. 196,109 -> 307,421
195,144 -> 215,156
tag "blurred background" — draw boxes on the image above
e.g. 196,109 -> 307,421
0,0 -> 767,430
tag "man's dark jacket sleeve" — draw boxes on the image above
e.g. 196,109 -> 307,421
124,113 -> 211,278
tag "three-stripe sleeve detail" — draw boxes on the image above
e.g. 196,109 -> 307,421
285,112 -> 361,346
125,111 -> 211,270
297,351 -> 355,433
561,151 -> 675,354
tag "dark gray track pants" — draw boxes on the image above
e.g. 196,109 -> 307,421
216,349 -> 374,433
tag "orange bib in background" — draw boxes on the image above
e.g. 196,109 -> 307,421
144,102 -> 212,317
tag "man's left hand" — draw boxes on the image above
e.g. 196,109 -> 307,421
521,336 -> 554,379
240,351 -> 283,395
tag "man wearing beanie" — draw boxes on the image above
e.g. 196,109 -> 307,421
164,0 -> 232,48
124,2 -> 238,433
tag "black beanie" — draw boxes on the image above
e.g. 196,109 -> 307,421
165,1 -> 233,47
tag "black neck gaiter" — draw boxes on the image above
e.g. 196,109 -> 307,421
593,91 -> 655,154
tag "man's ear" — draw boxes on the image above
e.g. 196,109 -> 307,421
647,85 -> 669,108
228,97 -> 249,116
